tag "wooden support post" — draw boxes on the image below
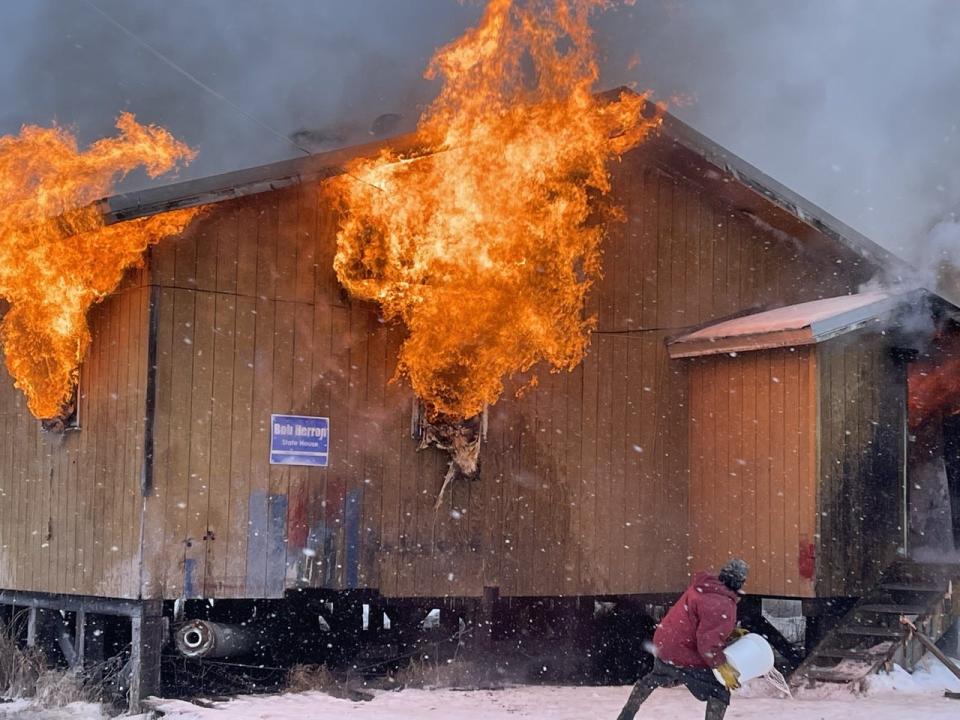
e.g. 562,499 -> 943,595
26,606 -> 38,647
479,586 -> 499,648
129,601 -> 164,714
75,609 -> 86,668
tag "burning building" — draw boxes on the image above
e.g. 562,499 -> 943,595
0,1 -> 959,706
1,107 -> 957,705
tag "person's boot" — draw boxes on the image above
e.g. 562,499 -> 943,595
615,680 -> 655,720
704,697 -> 728,720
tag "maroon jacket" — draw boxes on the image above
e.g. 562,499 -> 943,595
653,571 -> 739,669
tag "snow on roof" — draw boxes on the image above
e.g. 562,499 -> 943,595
668,291 -> 900,358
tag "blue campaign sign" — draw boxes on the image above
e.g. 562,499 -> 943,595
270,414 -> 330,467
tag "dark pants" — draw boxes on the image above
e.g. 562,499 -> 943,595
616,659 -> 729,720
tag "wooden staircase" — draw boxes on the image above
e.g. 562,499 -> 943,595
792,560 -> 957,689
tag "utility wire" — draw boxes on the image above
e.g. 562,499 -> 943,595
82,0 -> 312,157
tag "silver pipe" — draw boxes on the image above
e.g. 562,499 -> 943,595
174,620 -> 255,659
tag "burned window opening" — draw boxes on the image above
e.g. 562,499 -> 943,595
412,400 -> 488,508
40,383 -> 80,433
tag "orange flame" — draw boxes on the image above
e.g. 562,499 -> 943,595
0,113 -> 197,419
332,0 -> 661,419
909,328 -> 960,430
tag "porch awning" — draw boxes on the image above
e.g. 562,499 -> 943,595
667,290 -> 900,358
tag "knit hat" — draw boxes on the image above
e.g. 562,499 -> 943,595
718,558 -> 749,592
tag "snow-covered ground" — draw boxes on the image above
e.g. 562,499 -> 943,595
2,656 -> 958,719
151,656 -> 960,720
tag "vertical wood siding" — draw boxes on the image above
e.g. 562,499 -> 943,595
816,333 -> 906,596
687,347 -> 818,598
0,144 -> 867,601
0,274 -> 150,598
142,147 -> 861,600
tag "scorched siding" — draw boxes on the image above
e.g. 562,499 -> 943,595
139,144 -> 866,600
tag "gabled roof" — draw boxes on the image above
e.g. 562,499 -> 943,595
96,91 -> 957,309
667,291 -> 900,358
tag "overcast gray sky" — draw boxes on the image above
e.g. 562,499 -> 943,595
2,1 -> 959,264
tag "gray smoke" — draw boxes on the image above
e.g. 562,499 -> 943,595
2,1 -> 960,269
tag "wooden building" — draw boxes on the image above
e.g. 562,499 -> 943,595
0,109 -> 953,619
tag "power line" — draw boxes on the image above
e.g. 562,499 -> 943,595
82,0 -> 312,157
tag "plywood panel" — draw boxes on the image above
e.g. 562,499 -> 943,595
687,347 -> 818,597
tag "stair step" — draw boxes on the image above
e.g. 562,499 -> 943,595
837,626 -> 903,639
858,604 -> 927,615
879,583 -> 946,593
814,649 -> 891,661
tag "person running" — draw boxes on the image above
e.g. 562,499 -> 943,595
616,558 -> 749,720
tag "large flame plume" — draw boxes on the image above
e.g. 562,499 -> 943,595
0,113 -> 197,419
332,0 -> 660,420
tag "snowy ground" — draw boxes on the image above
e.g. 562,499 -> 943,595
2,656 -> 957,719
151,655 -> 960,720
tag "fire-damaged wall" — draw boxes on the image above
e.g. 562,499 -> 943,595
815,333 -> 906,597
0,133 -> 878,602
135,144 -> 859,601
0,271 -> 151,598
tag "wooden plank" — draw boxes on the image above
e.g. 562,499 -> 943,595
730,347 -> 745,565
655,175 -> 674,330
106,290 -> 128,594
126,286 -> 149,598
670,176 -> 688,329
359,310 -> 385,591
91,299 -> 113,594
696,198 -> 715,325
305,301 -> 334,590
594,336 -> 614,593
576,338 -> 599,592
161,289 -> 197,598
265,300 -> 295,596
224,295 -> 256,596
563,361 -> 584,594
376,326 -> 404,596
711,207 -> 730,320
755,352 -> 772,592
182,291 -> 216,598
296,184 -> 318,304
173,216 -> 199,289
141,287 -> 175,598
609,336 -> 629,593
798,347 -> 817,597
782,348 -> 802,593
639,169 -> 659,329
343,304 -> 369,592
204,292 -> 238,596
285,301 -> 316,586
276,189 -> 300,302
256,197 -> 280,301
245,296 -> 276,597
215,206 -> 240,296
497,405 -> 521,596
116,291 -> 136,594
768,349 -> 787,595
687,360 -> 704,572
236,200 -> 260,299
741,353 -> 759,575
194,217 -> 219,292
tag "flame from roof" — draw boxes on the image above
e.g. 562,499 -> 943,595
0,113 -> 197,419
332,0 -> 661,419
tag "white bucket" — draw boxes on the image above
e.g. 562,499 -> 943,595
712,633 -> 775,684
